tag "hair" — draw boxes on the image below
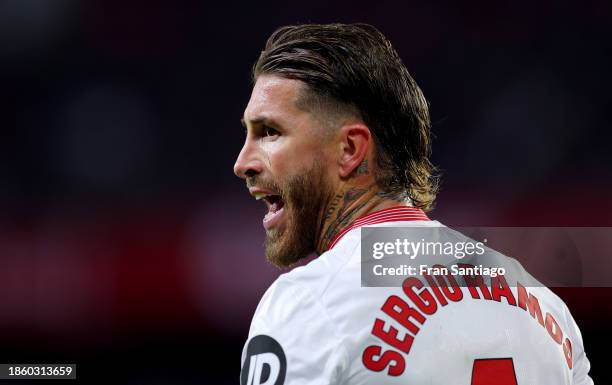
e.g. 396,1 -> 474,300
253,23 -> 439,212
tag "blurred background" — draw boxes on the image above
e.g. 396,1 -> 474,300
1,0 -> 611,383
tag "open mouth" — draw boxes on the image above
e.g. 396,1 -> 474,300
254,192 -> 286,230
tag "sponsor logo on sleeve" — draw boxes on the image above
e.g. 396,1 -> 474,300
241,335 -> 286,385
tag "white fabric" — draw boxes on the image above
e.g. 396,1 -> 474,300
241,220 -> 593,385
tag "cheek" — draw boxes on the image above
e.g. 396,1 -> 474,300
264,139 -> 317,176
262,141 -> 292,175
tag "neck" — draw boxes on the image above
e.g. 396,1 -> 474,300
315,181 -> 405,254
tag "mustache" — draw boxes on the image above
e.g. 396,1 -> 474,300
246,175 -> 283,196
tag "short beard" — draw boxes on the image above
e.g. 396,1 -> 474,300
264,160 -> 330,268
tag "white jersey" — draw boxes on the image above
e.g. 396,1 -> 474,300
240,206 -> 593,385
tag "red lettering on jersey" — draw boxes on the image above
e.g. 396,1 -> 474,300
563,338 -> 573,369
382,295 -> 426,334
491,275 -> 516,306
459,263 -> 492,300
545,313 -> 563,344
424,274 -> 448,306
403,277 -> 438,315
517,283 -> 544,326
372,318 -> 415,353
471,358 -> 518,385
362,345 -> 405,376
437,265 -> 463,302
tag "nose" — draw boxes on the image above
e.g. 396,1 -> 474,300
233,138 -> 263,179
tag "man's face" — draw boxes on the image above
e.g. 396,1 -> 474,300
234,75 -> 336,267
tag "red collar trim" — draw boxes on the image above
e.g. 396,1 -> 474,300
327,205 -> 430,250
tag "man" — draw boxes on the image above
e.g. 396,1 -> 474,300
234,23 -> 592,384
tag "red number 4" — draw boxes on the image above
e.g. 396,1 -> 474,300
472,358 -> 518,385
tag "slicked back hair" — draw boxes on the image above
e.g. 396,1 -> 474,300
253,23 -> 438,211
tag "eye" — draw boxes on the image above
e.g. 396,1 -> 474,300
263,126 -> 280,138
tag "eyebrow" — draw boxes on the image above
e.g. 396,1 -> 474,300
240,116 -> 280,128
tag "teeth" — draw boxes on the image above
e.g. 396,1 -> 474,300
254,192 -> 267,201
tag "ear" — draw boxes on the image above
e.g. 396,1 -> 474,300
337,123 -> 372,178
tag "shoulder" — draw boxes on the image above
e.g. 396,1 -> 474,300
242,249 -> 353,384
251,236 -> 356,330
